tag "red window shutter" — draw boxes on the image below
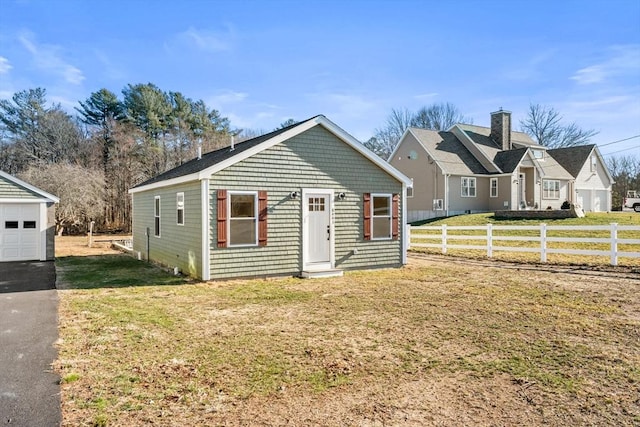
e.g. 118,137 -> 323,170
217,189 -> 227,248
392,193 -> 399,240
363,193 -> 371,241
258,190 -> 268,246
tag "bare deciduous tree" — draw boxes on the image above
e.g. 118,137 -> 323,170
367,104 -> 472,159
520,103 -> 598,148
411,102 -> 472,131
607,155 -> 640,210
368,108 -> 414,159
20,163 -> 106,235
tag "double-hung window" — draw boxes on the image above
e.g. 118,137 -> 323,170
176,192 -> 185,225
542,180 -> 560,199
490,178 -> 498,198
154,196 -> 161,237
461,177 -> 476,197
229,192 -> 258,246
372,194 -> 392,240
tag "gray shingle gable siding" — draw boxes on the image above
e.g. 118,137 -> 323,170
0,175 -> 42,199
547,145 -> 595,178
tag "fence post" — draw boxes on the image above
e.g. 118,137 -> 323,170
540,223 -> 547,263
610,223 -> 618,266
487,223 -> 493,258
442,224 -> 447,254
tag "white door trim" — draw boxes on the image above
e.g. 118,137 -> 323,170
302,188 -> 335,271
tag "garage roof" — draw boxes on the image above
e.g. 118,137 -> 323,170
0,171 -> 59,203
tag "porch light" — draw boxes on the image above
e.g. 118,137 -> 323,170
290,191 -> 299,199
337,192 -> 346,200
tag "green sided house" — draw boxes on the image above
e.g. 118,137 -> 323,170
129,115 -> 412,280
0,171 -> 59,262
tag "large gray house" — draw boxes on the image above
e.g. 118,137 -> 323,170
0,171 -> 58,262
390,110 -> 613,222
129,115 -> 412,280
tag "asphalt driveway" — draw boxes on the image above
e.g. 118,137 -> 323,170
0,261 -> 61,426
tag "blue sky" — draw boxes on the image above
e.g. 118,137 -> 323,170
1,0 -> 639,157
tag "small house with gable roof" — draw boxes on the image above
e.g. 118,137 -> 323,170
129,115 -> 411,280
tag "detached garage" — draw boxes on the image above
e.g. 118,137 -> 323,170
0,171 -> 58,262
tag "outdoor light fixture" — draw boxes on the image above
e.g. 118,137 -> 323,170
337,192 -> 346,200
290,191 -> 299,199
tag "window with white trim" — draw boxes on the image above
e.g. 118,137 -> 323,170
154,196 -> 161,237
372,194 -> 392,239
229,192 -> 258,246
542,180 -> 560,199
176,192 -> 185,225
590,155 -> 597,172
490,178 -> 498,198
533,149 -> 544,160
461,177 -> 476,197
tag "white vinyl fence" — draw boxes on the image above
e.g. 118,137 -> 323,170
408,223 -> 640,266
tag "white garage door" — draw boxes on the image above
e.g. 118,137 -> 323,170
594,190 -> 608,212
576,189 -> 591,211
0,203 -> 41,262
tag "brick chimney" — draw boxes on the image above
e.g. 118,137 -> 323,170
490,109 -> 512,151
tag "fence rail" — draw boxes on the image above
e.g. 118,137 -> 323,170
408,223 -> 640,266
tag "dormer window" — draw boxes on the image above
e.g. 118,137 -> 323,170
533,149 -> 544,160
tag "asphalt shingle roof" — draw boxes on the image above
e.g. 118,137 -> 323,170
409,128 -> 489,175
133,116 -> 320,188
547,144 -> 595,178
494,148 -> 527,173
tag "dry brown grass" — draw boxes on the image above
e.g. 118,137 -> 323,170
56,235 -> 130,258
55,253 -> 640,426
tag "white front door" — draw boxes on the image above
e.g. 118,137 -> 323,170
303,190 -> 334,271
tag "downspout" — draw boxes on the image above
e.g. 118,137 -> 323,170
444,173 -> 450,216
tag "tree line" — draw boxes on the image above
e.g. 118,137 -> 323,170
0,85 -> 235,234
0,91 -> 638,235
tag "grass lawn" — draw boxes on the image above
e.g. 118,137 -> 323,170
55,254 -> 640,426
410,212 -> 640,267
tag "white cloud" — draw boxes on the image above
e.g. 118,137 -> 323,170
17,31 -> 85,85
208,90 -> 248,107
570,44 -> 640,85
0,56 -> 12,74
414,92 -> 438,100
173,26 -> 234,53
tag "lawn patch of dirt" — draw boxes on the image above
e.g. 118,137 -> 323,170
55,255 -> 640,426
56,235 -> 130,257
